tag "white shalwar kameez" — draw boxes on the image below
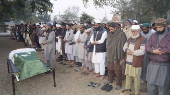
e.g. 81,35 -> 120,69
90,31 -> 107,75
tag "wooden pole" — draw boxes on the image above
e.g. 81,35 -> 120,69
12,74 -> 16,95
7,59 -> 10,73
52,68 -> 56,87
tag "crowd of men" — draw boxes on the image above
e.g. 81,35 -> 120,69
11,18 -> 170,95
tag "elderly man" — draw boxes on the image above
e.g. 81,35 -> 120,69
105,22 -> 127,90
84,28 -> 94,73
123,19 -> 133,39
90,20 -> 107,80
145,18 -> 170,95
123,25 -> 147,95
42,23 -> 56,69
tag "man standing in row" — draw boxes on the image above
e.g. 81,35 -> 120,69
58,23 -> 67,62
42,23 -> 56,69
123,25 -> 147,95
90,20 -> 107,80
146,18 -> 170,95
123,19 -> 133,39
77,25 -> 87,69
140,23 -> 153,92
105,22 -> 127,90
64,24 -> 74,67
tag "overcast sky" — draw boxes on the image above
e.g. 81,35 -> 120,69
50,0 -> 113,21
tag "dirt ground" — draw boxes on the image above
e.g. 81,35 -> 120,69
0,37 -> 148,95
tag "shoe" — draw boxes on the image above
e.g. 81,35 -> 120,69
74,68 -> 81,72
56,58 -> 62,62
115,85 -> 121,90
62,63 -> 67,65
92,83 -> 100,88
87,82 -> 94,86
101,84 -> 109,90
44,71 -> 52,74
105,85 -> 113,92
77,63 -> 82,67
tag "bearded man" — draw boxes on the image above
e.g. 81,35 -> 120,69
105,22 -> 127,90
90,20 -> 107,80
146,18 -> 170,95
123,19 -> 133,39
123,25 -> 147,95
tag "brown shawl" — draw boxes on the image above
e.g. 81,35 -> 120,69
106,28 -> 127,63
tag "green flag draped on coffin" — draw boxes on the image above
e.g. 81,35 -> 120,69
10,48 -> 50,81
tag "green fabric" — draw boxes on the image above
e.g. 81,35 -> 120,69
14,51 -> 49,81
142,23 -> 150,28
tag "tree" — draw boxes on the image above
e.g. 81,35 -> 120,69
110,0 -> 132,21
37,12 -> 51,23
0,0 -> 53,22
83,0 -> 115,7
83,0 -> 170,23
80,12 -> 94,23
60,6 -> 80,23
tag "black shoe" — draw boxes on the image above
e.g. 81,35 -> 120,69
62,63 -> 67,65
101,84 -> 109,90
44,71 -> 52,74
79,63 -> 82,67
56,59 -> 62,62
77,62 -> 82,67
105,85 -> 113,92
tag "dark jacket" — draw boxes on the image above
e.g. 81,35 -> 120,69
55,28 -> 62,37
84,39 -> 94,52
60,28 -> 67,39
93,27 -> 107,52
145,30 -> 170,64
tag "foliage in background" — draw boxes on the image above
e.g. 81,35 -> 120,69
83,0 -> 170,23
80,12 -> 94,23
0,0 -> 53,22
60,6 -> 80,23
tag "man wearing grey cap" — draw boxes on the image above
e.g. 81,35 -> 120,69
42,23 -> 56,69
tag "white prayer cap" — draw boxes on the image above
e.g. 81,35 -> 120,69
56,24 -> 61,27
94,19 -> 101,23
133,20 -> 138,24
35,23 -> 40,26
131,25 -> 140,30
85,28 -> 91,33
